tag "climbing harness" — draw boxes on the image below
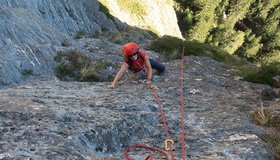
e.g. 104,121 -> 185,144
124,46 -> 186,160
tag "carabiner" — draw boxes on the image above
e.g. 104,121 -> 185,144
164,139 -> 174,151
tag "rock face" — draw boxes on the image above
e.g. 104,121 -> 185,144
100,0 -> 182,38
0,53 -> 278,159
0,0 -> 181,85
0,0 -> 119,85
0,0 -> 116,46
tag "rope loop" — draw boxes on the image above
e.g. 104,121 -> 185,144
124,144 -> 169,160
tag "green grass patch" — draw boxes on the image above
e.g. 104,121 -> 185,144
252,106 -> 280,159
260,61 -> 280,76
54,51 -> 66,62
74,31 -> 86,39
80,61 -> 114,82
262,135 -> 280,148
261,135 -> 280,159
235,66 -> 274,86
53,50 -> 114,82
54,51 -> 90,81
149,35 -> 279,86
266,115 -> 280,129
233,61 -> 280,86
117,0 -> 147,19
21,69 -> 33,76
149,35 -> 184,59
251,107 -> 273,125
149,35 -> 243,66
101,26 -> 158,44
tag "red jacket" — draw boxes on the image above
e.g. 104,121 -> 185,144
125,51 -> 147,72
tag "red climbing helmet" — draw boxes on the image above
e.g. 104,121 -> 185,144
122,42 -> 139,57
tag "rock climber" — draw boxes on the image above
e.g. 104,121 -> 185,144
109,42 -> 165,88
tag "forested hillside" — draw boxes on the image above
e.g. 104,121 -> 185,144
174,0 -> 279,64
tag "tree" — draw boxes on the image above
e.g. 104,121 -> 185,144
174,0 -> 279,61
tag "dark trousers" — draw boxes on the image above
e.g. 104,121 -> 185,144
149,59 -> 165,73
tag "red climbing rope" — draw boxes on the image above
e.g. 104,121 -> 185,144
150,85 -> 175,160
180,46 -> 186,160
124,46 -> 186,160
123,84 -> 174,160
